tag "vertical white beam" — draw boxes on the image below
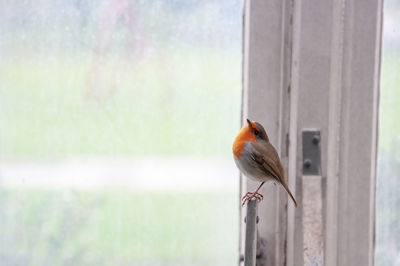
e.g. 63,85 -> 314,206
325,0 -> 345,265
241,0 -> 292,265
289,0 -> 333,264
336,0 -> 382,265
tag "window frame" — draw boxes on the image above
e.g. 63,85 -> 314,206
241,0 -> 383,265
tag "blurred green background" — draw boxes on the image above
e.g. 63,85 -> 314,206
1,0 -> 399,265
0,1 -> 242,266
0,51 -> 240,158
376,55 -> 400,265
0,190 -> 237,266
375,1 -> 400,265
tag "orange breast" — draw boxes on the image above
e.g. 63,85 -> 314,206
232,124 -> 257,158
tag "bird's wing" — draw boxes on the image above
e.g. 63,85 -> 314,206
250,142 -> 284,184
251,141 -> 298,207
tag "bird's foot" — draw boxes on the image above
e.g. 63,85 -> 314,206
242,191 -> 264,206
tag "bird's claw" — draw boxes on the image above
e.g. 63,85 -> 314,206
242,192 -> 264,200
241,192 -> 264,206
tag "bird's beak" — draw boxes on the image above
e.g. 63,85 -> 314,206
246,119 -> 253,128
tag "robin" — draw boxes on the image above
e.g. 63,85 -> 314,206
233,119 -> 297,207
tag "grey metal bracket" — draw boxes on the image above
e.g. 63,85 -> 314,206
302,130 -> 321,175
244,199 -> 259,266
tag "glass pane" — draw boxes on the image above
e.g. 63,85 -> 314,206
376,0 -> 400,265
0,1 -> 242,265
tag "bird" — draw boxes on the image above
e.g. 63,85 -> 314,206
233,119 -> 297,207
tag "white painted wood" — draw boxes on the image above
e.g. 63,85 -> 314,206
325,0 -> 346,264
241,0 -> 382,265
241,0 -> 292,265
288,0 -> 333,264
286,0 -> 301,264
334,0 -> 382,265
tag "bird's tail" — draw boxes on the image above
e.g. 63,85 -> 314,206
281,181 -> 298,207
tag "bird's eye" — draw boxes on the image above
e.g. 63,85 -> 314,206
254,130 -> 259,136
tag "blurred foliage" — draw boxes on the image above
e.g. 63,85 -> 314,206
0,189 -> 238,266
376,152 -> 400,266
0,0 -> 242,159
0,51 -> 241,158
378,52 -> 400,154
0,1 -> 242,266
0,0 -> 242,54
376,31 -> 400,266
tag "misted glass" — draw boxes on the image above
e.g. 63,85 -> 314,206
0,1 -> 242,265
376,0 -> 400,265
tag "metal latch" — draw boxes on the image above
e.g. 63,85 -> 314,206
302,130 -> 321,175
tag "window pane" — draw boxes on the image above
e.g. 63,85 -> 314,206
376,0 -> 400,265
0,1 -> 242,265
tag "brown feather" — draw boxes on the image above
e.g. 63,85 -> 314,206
251,141 -> 298,207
